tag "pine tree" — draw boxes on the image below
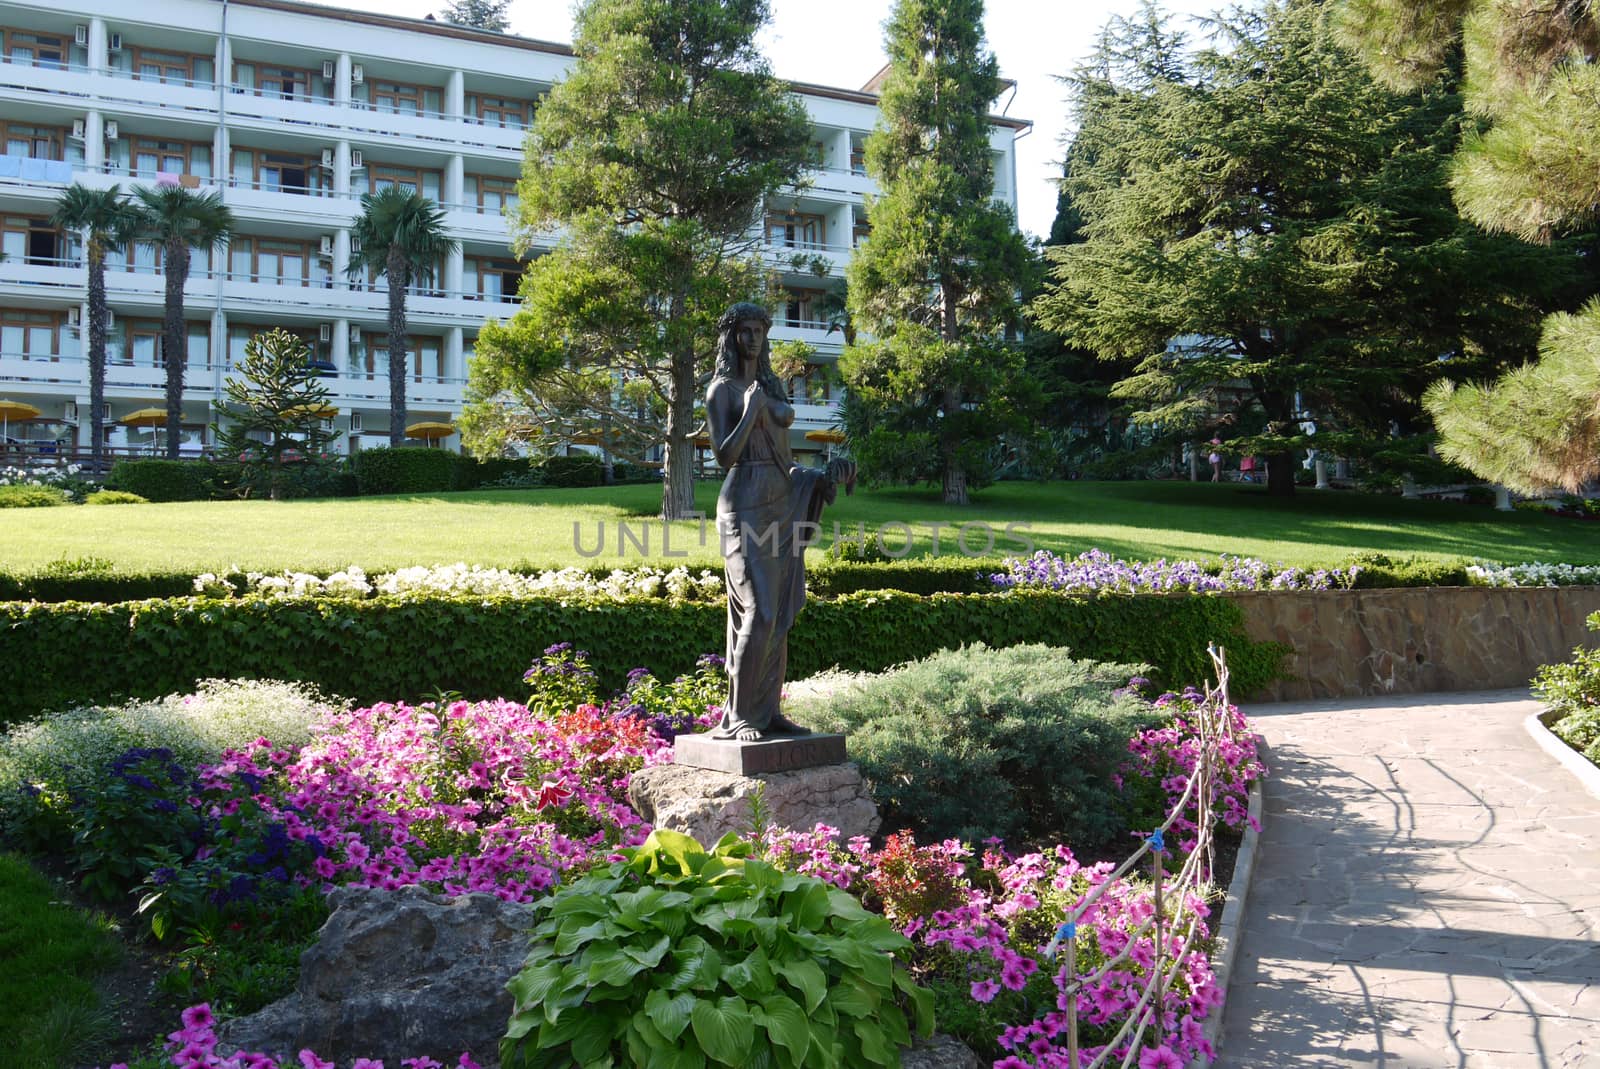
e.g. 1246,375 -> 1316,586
840,0 -> 1035,504
1340,0 -> 1600,492
462,0 -> 811,519
440,0 -> 510,32
1034,0 -> 1578,496
214,329 -> 342,500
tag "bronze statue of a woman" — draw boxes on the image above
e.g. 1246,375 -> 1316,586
705,302 -> 854,741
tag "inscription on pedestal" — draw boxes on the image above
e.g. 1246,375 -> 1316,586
674,732 -> 847,776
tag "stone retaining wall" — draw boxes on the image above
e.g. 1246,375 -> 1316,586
1225,587 -> 1600,700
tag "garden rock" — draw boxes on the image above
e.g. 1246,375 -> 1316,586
903,1034 -> 985,1069
628,760 -> 880,846
216,885 -> 537,1068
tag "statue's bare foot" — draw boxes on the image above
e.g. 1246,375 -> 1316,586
733,726 -> 764,741
765,714 -> 812,736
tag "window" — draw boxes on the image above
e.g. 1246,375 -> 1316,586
131,137 -> 212,180
359,333 -> 442,382
467,93 -> 532,128
371,80 -> 441,116
464,174 -> 517,214
230,236 -> 327,286
119,320 -> 211,368
765,212 -> 826,251
0,310 -> 61,360
131,48 -> 213,86
0,215 -> 63,265
785,363 -> 835,404
464,257 -> 522,302
227,324 -> 321,368
233,62 -> 326,101
852,209 -> 871,248
1,121 -> 63,161
231,147 -> 328,195
2,29 -> 66,69
849,136 -> 867,176
365,163 -> 442,200
781,288 -> 827,329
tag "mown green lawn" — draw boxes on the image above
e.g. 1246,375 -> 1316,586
2,480 -> 1595,573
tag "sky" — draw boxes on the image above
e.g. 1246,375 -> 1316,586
301,0 -> 1224,240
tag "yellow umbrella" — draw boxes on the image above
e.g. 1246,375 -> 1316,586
804,428 -> 847,445
121,408 -> 185,428
282,403 -> 338,420
0,399 -> 41,441
568,430 -> 602,446
691,432 -> 712,448
405,421 -> 455,441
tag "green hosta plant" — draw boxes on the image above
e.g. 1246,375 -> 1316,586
502,829 -> 933,1069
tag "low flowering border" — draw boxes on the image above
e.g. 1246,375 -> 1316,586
992,550 -> 1359,594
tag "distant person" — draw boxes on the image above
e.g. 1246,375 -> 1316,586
1239,454 -> 1256,483
1208,438 -> 1222,482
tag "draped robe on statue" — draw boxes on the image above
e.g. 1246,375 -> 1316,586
713,401 -> 833,739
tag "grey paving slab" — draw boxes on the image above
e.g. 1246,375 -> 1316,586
1214,690 -> 1600,1069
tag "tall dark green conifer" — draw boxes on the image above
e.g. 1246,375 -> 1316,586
840,0 -> 1034,504
461,0 -> 811,519
1035,0 -> 1578,496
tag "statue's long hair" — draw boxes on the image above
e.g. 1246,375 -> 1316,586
712,302 -> 789,402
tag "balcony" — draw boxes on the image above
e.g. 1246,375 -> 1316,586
0,352 -> 82,387
320,369 -> 465,408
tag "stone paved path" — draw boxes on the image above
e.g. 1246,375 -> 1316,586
1215,690 -> 1600,1069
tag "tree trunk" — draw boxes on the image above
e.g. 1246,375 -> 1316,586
940,387 -> 968,505
87,239 -> 107,475
164,239 -> 189,461
388,247 -> 408,448
1266,449 -> 1296,497
661,347 -> 696,520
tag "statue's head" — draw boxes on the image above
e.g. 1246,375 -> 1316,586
712,303 -> 786,401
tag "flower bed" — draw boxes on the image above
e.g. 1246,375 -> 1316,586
992,549 -> 1359,594
192,563 -> 725,602
27,654 -> 1266,1069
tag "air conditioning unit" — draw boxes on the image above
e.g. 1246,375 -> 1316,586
350,64 -> 364,85
104,121 -> 119,141
320,147 -> 333,169
318,322 -> 332,343
322,59 -> 335,81
318,235 -> 333,258
349,324 -> 361,343
108,32 -> 122,52
349,149 -> 364,169
64,401 -> 78,421
67,307 -> 82,326
105,309 -> 115,328
102,402 -> 111,421
74,25 -> 88,47
349,412 -> 363,432
70,119 -> 85,140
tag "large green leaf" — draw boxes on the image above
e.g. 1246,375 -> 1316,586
625,933 -> 673,969
690,995 -> 755,1066
570,1009 -> 621,1065
645,1044 -> 708,1069
507,960 -> 568,1013
669,937 -> 724,992
555,919 -> 610,955
852,1016 -> 898,1067
850,918 -> 913,953
753,994 -> 810,1069
644,988 -> 698,1040
772,957 -> 827,1014
640,828 -> 707,877
892,968 -> 935,1037
783,883 -> 831,932
828,976 -> 879,1018
584,945 -> 650,988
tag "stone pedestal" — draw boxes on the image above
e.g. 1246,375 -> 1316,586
674,732 -> 846,775
629,755 -> 879,848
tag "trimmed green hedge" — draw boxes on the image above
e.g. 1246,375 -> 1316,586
352,447 -> 456,494
106,459 -> 216,502
0,590 -> 1285,724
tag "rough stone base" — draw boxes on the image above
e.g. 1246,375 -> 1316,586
628,760 -> 880,847
217,886 -> 536,1068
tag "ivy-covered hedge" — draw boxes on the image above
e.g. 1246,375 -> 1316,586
352,447 -> 456,495
0,590 -> 1285,725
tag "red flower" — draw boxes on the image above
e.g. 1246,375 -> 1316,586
535,778 -> 574,810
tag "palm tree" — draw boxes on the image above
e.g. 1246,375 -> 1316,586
348,186 -> 458,446
133,186 -> 234,460
52,184 -> 140,473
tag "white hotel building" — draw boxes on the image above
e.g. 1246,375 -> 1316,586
0,0 -> 1028,458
